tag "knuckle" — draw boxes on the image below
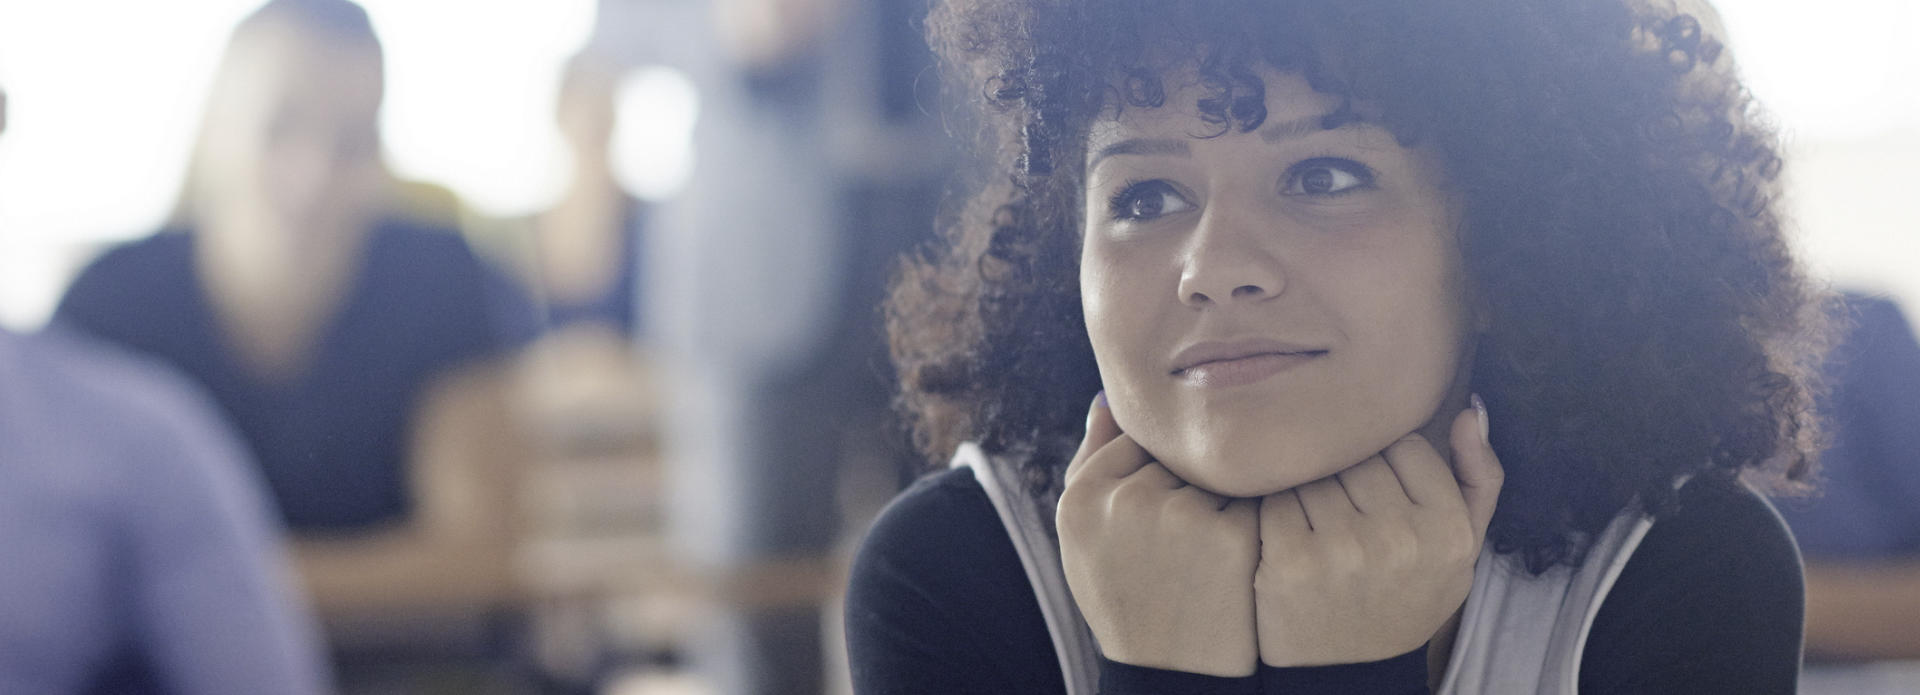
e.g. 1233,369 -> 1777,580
1109,479 -> 1156,510
1321,536 -> 1366,571
1160,498 -> 1203,526
1377,527 -> 1419,562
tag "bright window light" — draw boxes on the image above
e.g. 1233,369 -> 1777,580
612,65 -> 699,202
1716,0 -> 1920,143
0,0 -> 597,329
363,0 -> 596,217
0,0 -> 262,244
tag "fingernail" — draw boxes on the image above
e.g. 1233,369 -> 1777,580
1087,390 -> 1107,431
1471,392 -> 1490,445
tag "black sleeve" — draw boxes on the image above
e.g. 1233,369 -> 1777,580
1100,657 -> 1258,694
1577,474 -> 1804,694
845,468 -> 1071,695
845,467 -> 1266,695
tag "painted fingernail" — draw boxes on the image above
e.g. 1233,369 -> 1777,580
1087,390 -> 1107,431
1471,393 -> 1490,445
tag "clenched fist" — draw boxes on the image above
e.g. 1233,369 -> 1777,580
1057,394 -> 1262,677
1254,403 -> 1504,667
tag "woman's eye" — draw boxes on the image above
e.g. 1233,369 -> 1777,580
1283,158 -> 1376,197
1108,180 -> 1193,221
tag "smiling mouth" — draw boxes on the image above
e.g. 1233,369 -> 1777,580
1174,351 -> 1327,388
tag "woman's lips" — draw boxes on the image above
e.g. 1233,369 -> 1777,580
1175,351 -> 1325,388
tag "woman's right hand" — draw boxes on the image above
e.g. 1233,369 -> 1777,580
1056,394 -> 1262,677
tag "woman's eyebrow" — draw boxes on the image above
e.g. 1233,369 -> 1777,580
1087,138 -> 1190,168
1088,110 -> 1363,169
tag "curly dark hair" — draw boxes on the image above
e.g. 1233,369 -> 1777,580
888,0 -> 1834,572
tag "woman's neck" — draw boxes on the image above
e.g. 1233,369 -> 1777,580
536,171 -> 628,304
195,216 -> 367,382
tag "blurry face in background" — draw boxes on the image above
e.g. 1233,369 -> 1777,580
194,22 -> 386,258
557,60 -> 618,158
1079,67 -> 1474,498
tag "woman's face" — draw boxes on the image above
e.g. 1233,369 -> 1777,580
197,24 -> 386,250
1079,66 -> 1474,498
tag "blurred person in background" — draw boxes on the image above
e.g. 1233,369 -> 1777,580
635,0 -> 954,690
525,51 -> 649,341
457,49 -> 674,693
0,87 -> 330,695
1778,293 -> 1920,689
49,0 -> 534,689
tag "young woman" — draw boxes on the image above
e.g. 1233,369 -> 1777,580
54,0 -> 528,624
847,0 -> 1829,693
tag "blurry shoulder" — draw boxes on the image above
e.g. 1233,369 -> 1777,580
1841,292 -> 1909,328
365,217 -> 521,298
9,328 -> 178,406
0,329 -> 251,493
367,216 -> 483,265
88,229 -> 193,266
2,328 -> 232,445
64,231 -> 194,294
1839,292 -> 1918,356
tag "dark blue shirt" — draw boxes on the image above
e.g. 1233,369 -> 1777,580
54,220 -> 523,531
541,199 -> 646,339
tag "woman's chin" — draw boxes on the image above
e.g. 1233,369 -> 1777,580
1157,449 -> 1344,499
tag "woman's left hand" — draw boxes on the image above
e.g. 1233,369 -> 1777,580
1253,405 -> 1504,667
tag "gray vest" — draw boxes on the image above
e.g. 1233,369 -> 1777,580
952,442 -> 1656,695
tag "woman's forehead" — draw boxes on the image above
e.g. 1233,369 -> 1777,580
1090,68 -> 1344,135
1083,67 -> 1357,154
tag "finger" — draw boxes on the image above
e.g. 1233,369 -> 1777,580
1259,489 -> 1310,545
1064,391 -> 1125,484
1450,395 -> 1506,539
1382,433 -> 1465,514
1293,476 -> 1357,532
1067,434 -> 1157,492
1333,456 -> 1410,515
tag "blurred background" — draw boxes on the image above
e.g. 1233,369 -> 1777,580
0,0 -> 1912,694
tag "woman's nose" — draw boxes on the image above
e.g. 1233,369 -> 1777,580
1176,209 -> 1285,307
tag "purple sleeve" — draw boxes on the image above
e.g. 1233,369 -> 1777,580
120,383 -> 333,695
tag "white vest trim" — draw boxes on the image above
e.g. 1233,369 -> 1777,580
953,442 -> 1100,695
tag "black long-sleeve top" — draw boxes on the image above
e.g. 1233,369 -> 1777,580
846,467 -> 1803,694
